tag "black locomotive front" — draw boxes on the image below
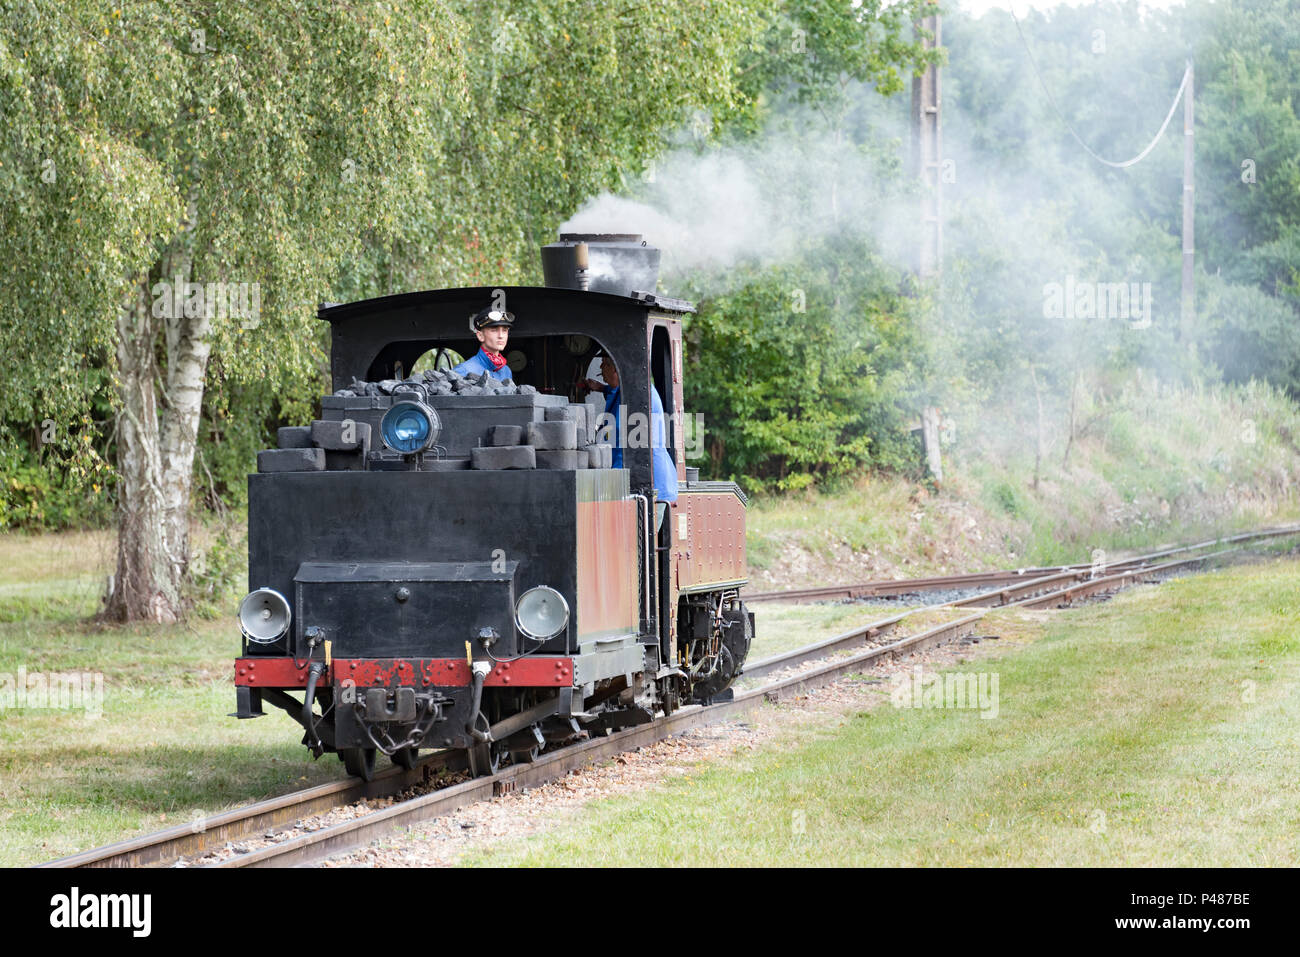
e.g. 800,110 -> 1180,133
232,284 -> 666,778
237,462 -> 639,764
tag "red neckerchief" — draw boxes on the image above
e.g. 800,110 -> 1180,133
481,348 -> 507,371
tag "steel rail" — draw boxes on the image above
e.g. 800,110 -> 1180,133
41,752 -> 463,869
217,612 -> 989,868
1011,550 -> 1233,609
740,563 -> 1099,682
742,568 -> 1070,604
739,551 -> 1208,682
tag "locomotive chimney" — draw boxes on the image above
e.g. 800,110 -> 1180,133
541,233 -> 661,298
574,241 -> 590,292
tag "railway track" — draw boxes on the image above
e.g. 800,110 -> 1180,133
42,523 -> 1300,869
741,523 -> 1300,604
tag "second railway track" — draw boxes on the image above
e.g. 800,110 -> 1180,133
741,523 -> 1300,604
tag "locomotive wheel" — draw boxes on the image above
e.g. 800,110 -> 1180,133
689,602 -> 753,705
661,678 -> 680,717
467,740 -> 500,777
341,747 -> 377,781
392,746 -> 419,770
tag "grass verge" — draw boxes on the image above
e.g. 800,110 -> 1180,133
462,556 -> 1300,866
0,612 -> 352,866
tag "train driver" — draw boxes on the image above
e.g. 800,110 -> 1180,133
586,354 -> 678,531
453,306 -> 515,380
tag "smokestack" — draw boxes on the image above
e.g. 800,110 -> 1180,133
541,233 -> 661,298
574,241 -> 590,291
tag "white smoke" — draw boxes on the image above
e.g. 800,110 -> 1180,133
563,153 -> 785,273
560,103 -> 918,293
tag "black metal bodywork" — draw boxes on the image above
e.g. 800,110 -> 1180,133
237,279 -> 750,775
248,468 -> 614,660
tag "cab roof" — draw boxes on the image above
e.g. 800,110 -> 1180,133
317,285 -> 694,323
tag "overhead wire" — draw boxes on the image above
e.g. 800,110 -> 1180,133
1011,11 -> 1190,169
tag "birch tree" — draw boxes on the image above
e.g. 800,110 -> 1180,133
0,0 -> 466,620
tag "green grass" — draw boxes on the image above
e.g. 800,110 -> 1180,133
0,529 -> 112,622
0,612 -> 358,865
463,557 -> 1300,866
957,379 -> 1300,567
0,530 -> 362,866
746,477 -> 914,563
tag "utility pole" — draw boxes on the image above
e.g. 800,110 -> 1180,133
911,7 -> 943,482
911,9 -> 942,278
1181,59 -> 1194,342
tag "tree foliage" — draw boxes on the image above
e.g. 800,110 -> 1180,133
684,239 -> 927,490
0,0 -> 469,614
8,0 -> 1300,538
337,0 -> 772,298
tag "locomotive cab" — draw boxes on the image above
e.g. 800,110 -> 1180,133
233,235 -> 751,779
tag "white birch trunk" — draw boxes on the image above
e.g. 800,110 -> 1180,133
105,249 -> 213,622
159,256 -> 213,600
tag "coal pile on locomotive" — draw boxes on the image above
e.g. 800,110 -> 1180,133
259,366 -> 612,474
335,367 -> 537,398
233,233 -> 752,780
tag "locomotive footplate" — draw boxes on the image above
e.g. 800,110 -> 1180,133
233,656 -> 575,688
235,656 -> 578,752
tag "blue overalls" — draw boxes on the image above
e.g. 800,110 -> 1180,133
604,385 -> 679,504
452,349 -> 513,380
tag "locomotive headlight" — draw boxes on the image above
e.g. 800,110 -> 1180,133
380,400 -> 441,454
515,586 -> 569,640
238,588 -> 291,644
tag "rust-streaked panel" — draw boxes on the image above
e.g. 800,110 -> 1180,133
575,499 -> 638,639
674,490 -> 747,592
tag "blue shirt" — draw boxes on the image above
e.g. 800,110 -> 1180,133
604,385 -> 678,503
453,348 -> 512,380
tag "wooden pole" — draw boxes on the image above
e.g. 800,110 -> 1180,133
911,10 -> 942,278
1181,59 -> 1194,342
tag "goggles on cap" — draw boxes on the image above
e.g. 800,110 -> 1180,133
474,308 -> 514,328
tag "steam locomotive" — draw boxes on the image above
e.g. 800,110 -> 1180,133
232,234 -> 752,779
